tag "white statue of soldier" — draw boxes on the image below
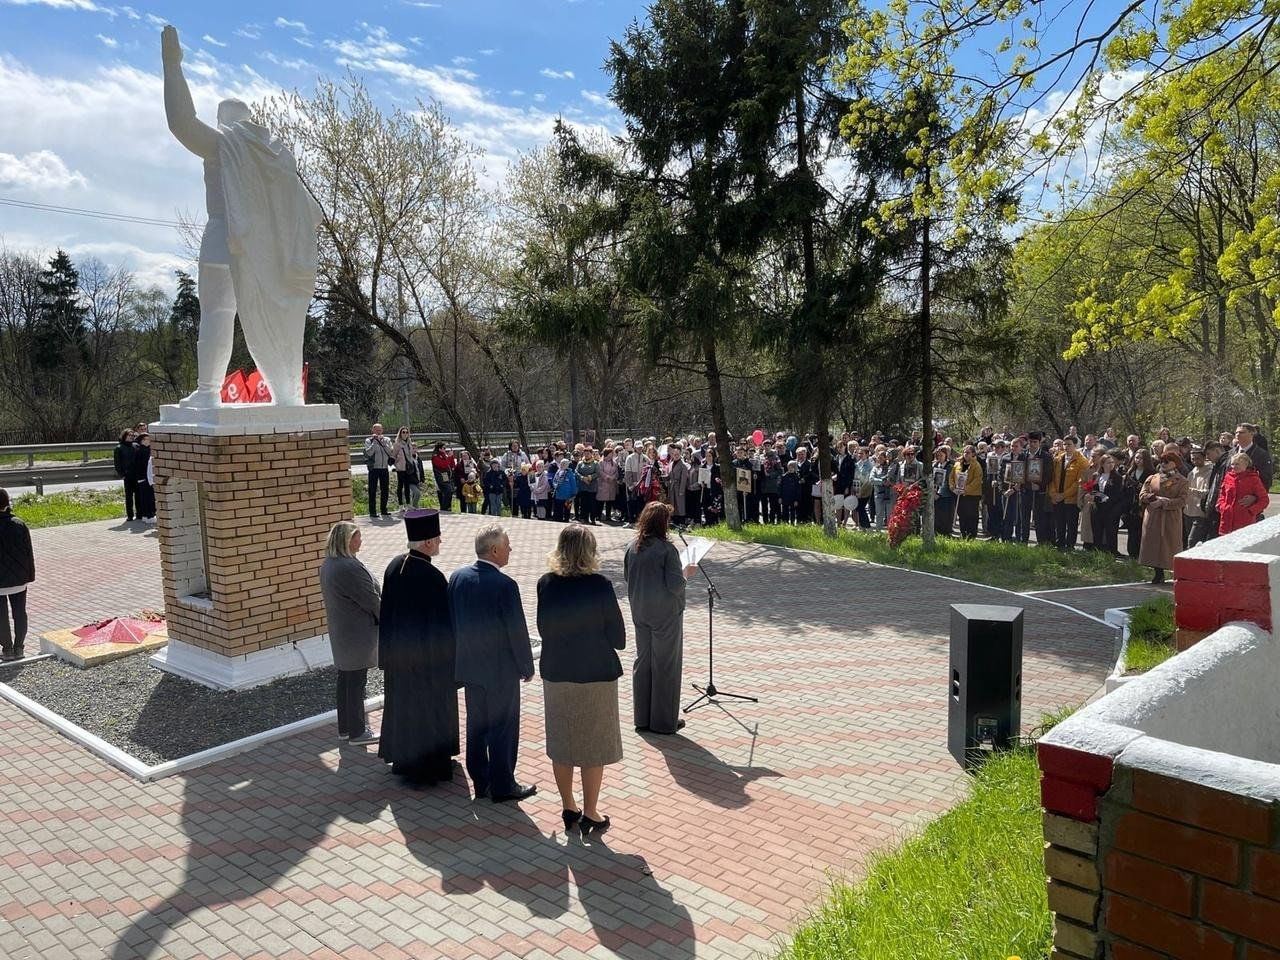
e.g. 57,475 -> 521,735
162,24 -> 321,407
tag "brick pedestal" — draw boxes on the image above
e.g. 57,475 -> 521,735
147,404 -> 350,690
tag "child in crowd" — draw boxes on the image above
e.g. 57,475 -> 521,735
531,460 -> 551,519
462,471 -> 482,513
553,458 -> 578,522
1217,452 -> 1270,535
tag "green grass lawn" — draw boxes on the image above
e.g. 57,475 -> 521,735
11,488 -> 129,528
778,745 -> 1052,960
1123,594 -> 1176,674
695,523 -> 1145,591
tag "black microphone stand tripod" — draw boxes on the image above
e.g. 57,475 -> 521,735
679,531 -> 758,714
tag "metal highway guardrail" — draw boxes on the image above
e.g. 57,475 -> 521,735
0,430 -> 625,493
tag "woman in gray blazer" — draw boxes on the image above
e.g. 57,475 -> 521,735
319,521 -> 382,745
622,502 -> 696,735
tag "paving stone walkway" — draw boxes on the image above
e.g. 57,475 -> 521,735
0,512 -> 1118,960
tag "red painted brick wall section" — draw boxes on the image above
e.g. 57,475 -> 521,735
1039,742 -> 1115,958
1103,767 -> 1280,958
1172,556 -> 1271,648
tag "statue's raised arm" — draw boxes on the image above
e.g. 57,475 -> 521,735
161,25 -> 218,160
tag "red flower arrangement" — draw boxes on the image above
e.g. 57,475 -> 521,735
886,481 -> 923,548
1082,478 -> 1097,493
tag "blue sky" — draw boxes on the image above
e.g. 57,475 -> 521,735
0,0 -> 1116,291
0,0 -> 648,289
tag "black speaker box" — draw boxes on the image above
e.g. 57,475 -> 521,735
948,603 -> 1023,768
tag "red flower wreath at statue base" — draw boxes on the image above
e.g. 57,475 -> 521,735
886,481 -> 923,549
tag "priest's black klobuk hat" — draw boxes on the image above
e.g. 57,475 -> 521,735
404,509 -> 441,541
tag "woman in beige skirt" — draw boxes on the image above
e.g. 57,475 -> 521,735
536,524 -> 626,837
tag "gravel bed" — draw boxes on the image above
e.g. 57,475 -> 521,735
0,652 -> 384,766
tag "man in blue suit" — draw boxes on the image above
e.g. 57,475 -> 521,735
448,523 -> 537,803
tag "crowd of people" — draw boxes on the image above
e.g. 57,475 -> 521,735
318,503 -> 696,837
370,421 -> 1272,583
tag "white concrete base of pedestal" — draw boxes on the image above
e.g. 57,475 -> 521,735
150,635 -> 334,691
151,402 -> 347,437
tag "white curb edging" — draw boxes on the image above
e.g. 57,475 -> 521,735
0,642 -> 541,781
0,681 -> 383,782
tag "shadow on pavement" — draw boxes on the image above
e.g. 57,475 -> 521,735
109,738 -> 392,960
644,729 -> 780,809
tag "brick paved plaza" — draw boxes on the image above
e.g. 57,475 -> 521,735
0,511 -> 1139,960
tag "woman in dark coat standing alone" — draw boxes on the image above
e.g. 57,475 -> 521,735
622,502 -> 696,736
537,523 -> 626,837
0,489 -> 35,661
319,521 -> 381,745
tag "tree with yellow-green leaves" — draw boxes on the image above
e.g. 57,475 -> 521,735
1032,39 -> 1280,435
862,0 -> 1280,436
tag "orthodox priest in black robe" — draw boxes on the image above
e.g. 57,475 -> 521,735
377,509 -> 459,786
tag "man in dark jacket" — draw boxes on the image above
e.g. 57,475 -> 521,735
448,523 -> 536,803
1234,424 -> 1273,494
1019,432 -> 1055,546
1196,441 -> 1232,542
0,489 -> 35,661
113,429 -> 139,521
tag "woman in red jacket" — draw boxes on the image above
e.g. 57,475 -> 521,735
1217,452 -> 1270,535
430,443 -> 457,512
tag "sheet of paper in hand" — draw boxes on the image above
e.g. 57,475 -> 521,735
680,537 -> 713,568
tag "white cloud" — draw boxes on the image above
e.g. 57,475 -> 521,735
0,54 -> 281,289
202,34 -> 226,48
540,68 -> 574,80
509,89 -> 524,97
1,0 -> 114,13
532,93 -> 546,102
274,16 -> 309,34
451,55 -> 473,66
95,33 -> 117,47
0,149 -> 88,190
326,25 -> 409,61
144,12 -> 164,26
261,50 -> 315,72
402,0 -> 440,6
118,4 -> 138,18
234,25 -> 261,40
580,89 -> 611,108
478,48 -> 496,56
1019,68 -> 1147,210
319,24 -> 617,189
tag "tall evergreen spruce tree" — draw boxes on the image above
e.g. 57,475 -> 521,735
33,250 -> 88,383
604,0 -> 761,529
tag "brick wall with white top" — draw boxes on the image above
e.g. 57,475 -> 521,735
151,427 -> 351,658
1039,516 -> 1280,958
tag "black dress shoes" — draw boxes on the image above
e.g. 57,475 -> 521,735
491,783 -> 537,804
